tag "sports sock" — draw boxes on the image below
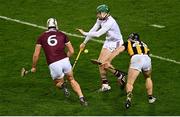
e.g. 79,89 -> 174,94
127,91 -> 133,100
102,78 -> 109,84
79,96 -> 84,99
148,95 -> 153,99
114,70 -> 125,80
79,96 -> 85,102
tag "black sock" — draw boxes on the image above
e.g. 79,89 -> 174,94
148,95 -> 153,99
79,97 -> 85,102
114,70 -> 126,80
102,78 -> 109,84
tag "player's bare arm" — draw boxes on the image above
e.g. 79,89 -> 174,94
31,44 -> 41,72
65,42 -> 74,57
77,20 -> 101,51
77,26 -> 109,51
76,28 -> 86,50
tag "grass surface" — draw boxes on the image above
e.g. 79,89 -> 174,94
0,0 -> 180,115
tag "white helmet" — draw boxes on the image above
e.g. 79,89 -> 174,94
47,18 -> 58,29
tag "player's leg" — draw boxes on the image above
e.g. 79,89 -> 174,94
142,55 -> 156,104
126,69 -> 140,94
49,60 -> 70,97
125,55 -> 142,109
102,63 -> 126,89
110,68 -> 127,89
65,71 -> 88,106
63,57 -> 88,106
143,70 -> 156,103
125,68 -> 140,109
143,70 -> 153,95
54,77 -> 70,97
98,48 -> 112,91
101,41 -> 126,90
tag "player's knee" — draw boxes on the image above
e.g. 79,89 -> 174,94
143,71 -> 151,78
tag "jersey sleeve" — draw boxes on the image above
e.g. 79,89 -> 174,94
83,19 -> 101,44
36,34 -> 43,45
83,19 -> 113,38
89,19 -> 101,32
123,42 -> 128,51
64,35 -> 70,44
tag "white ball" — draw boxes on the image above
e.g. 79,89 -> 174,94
84,49 -> 88,53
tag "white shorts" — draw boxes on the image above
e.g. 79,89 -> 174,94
48,57 -> 72,80
103,40 -> 124,52
130,54 -> 151,72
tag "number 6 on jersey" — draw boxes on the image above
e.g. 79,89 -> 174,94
47,35 -> 58,46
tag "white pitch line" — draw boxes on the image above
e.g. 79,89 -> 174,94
0,15 -> 47,30
0,15 -> 104,44
150,54 -> 180,65
150,24 -> 165,28
0,15 -> 179,65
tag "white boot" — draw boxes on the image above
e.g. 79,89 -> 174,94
148,96 -> 156,104
99,84 -> 111,92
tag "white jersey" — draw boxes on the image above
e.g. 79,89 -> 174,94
83,16 -> 123,43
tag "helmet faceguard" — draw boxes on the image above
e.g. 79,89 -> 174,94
47,18 -> 58,29
128,33 -> 140,42
96,4 -> 110,20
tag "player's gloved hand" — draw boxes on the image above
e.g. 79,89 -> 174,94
80,43 -> 85,51
31,67 -> 36,73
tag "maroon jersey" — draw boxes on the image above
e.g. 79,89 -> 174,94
36,28 -> 69,65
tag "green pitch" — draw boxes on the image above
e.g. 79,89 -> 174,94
0,0 -> 180,115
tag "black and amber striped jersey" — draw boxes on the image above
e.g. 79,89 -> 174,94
123,40 -> 150,57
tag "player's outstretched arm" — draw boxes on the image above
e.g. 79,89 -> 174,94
77,21 -> 100,45
83,26 -> 110,38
